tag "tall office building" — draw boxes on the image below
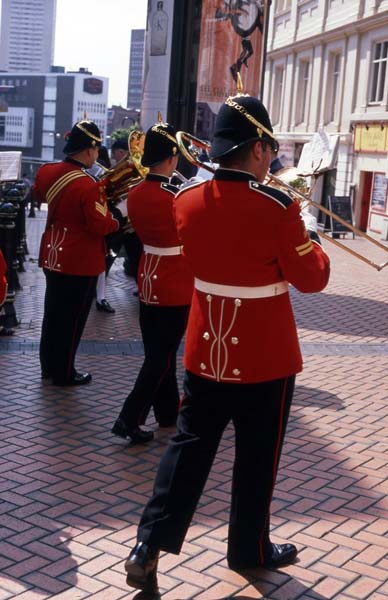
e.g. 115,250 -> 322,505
127,29 -> 145,109
0,0 -> 57,73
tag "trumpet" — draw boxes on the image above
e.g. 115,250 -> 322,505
176,130 -> 388,271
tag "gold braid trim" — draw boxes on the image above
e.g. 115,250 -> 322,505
76,121 -> 102,143
151,125 -> 177,145
225,97 -> 276,141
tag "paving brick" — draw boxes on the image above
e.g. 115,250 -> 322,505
0,215 -> 387,598
344,576 -> 382,598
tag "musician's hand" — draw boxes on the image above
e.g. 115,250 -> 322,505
301,208 -> 317,233
115,197 -> 128,217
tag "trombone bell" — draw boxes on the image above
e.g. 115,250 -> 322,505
176,131 -> 216,174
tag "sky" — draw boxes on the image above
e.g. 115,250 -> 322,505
53,0 -> 148,106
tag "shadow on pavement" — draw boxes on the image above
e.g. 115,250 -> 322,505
131,570 -> 329,599
292,291 -> 388,337
293,384 -> 344,410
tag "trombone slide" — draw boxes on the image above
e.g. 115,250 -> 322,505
268,173 -> 388,272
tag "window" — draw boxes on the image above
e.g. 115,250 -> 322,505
370,41 -> 388,103
325,52 -> 341,123
0,116 -> 5,141
275,0 -> 292,12
272,66 -> 285,124
295,60 -> 310,124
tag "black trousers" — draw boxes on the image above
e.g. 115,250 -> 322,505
137,371 -> 295,564
105,232 -> 142,278
119,303 -> 190,429
40,270 -> 96,383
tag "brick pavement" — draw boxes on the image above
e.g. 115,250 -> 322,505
0,208 -> 387,599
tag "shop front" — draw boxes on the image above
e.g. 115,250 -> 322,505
353,122 -> 388,239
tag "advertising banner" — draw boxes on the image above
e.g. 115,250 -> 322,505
195,0 -> 267,140
141,0 -> 175,131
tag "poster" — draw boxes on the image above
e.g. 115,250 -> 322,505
141,0 -> 175,131
195,0 -> 267,140
0,151 -> 22,181
371,172 -> 387,212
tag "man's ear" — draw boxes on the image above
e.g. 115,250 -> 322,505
252,140 -> 263,161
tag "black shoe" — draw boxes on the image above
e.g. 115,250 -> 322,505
52,372 -> 92,386
96,299 -> 115,313
111,419 -> 154,444
125,542 -> 159,592
263,543 -> 297,568
229,543 -> 297,570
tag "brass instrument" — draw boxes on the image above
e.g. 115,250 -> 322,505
99,130 -> 149,203
172,170 -> 189,185
176,130 -> 388,271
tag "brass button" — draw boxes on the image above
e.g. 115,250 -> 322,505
206,294 -> 212,302
231,337 -> 239,345
203,332 -> 210,341
59,247 -> 63,251
234,299 -> 242,307
153,295 -> 158,300
47,244 -> 51,248
200,363 -> 207,371
140,273 -> 144,278
152,274 -> 158,280
233,368 -> 240,376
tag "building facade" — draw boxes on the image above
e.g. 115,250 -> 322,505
264,0 -> 388,237
0,69 -> 108,176
0,0 -> 57,73
127,29 -> 145,110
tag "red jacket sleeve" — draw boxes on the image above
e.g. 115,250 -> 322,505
80,181 -> 119,236
277,201 -> 330,292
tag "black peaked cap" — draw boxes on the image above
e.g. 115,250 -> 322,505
63,120 -> 102,155
141,122 -> 179,167
210,95 -> 276,160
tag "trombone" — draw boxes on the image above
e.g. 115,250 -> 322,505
176,130 -> 388,272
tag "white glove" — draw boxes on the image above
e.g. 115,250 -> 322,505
301,208 -> 317,233
115,198 -> 128,217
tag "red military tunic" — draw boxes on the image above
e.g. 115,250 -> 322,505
127,174 -> 194,306
34,159 -> 119,276
174,169 -> 330,384
0,249 -> 7,306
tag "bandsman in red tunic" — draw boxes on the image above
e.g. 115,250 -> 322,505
123,93 -> 330,594
111,120 -> 194,444
34,120 -> 119,386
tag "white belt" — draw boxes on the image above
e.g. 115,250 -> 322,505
143,244 -> 182,256
195,278 -> 288,298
